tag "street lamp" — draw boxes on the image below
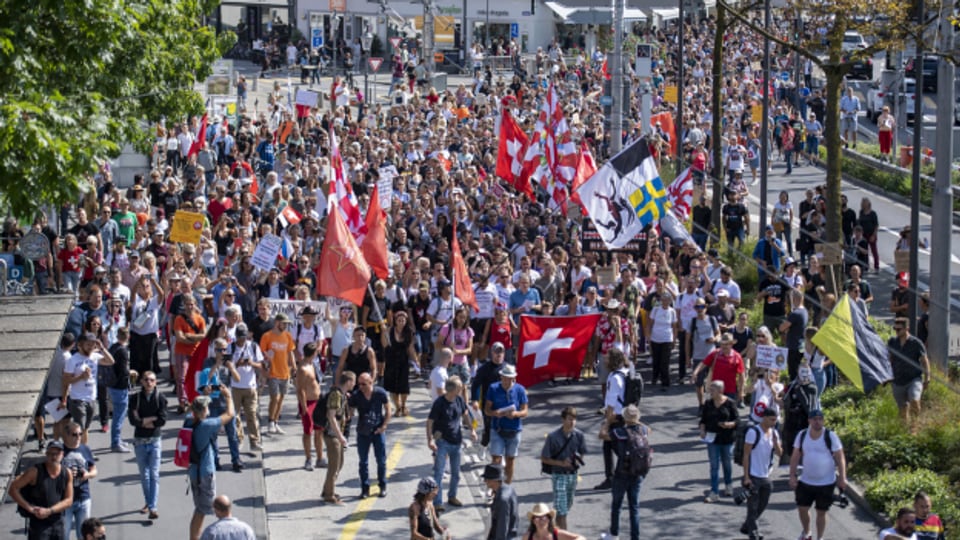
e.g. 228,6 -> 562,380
361,31 -> 374,103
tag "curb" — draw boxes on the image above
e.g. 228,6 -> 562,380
843,479 -> 891,529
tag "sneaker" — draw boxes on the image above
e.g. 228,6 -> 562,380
100,425 -> 109,433
704,492 -> 719,503
38,439 -> 46,452
797,534 -> 812,540
723,485 -> 733,497
111,444 -> 132,454
435,504 -> 445,513
316,458 -> 328,468
251,441 -> 263,451
600,533 -> 619,540
594,478 -> 612,490
267,422 -> 277,434
447,497 -> 463,507
148,510 -> 159,520
232,462 -> 244,473
304,459 -> 314,471
274,423 -> 286,435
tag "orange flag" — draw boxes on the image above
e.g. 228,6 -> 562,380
451,220 -> 478,313
361,185 -> 390,280
316,200 -> 372,306
569,141 -> 598,210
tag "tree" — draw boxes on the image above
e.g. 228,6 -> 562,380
717,0 -> 915,293
0,0 -> 234,220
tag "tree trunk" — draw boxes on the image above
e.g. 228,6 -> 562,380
822,66 -> 845,295
710,5 -> 726,242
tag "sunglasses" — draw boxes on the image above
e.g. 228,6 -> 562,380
68,432 -> 82,437
144,377 -> 157,382
695,305 -> 706,309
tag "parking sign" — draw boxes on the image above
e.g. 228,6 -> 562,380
312,28 -> 323,49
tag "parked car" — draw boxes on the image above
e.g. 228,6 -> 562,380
905,55 -> 939,92
841,31 -> 868,51
843,54 -> 873,80
866,77 -> 917,123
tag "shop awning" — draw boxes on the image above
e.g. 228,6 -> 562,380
544,1 -> 648,24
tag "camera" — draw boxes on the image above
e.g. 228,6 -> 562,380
571,452 -> 585,471
832,489 -> 849,509
733,485 -> 754,506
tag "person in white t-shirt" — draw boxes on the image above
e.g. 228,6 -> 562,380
429,348 -> 453,399
229,324 -> 265,451
62,332 -> 116,445
879,507 -> 918,540
740,408 -> 783,540
788,409 -> 847,540
645,292 -> 677,389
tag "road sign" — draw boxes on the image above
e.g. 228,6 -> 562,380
389,37 -> 402,50
329,0 -> 346,11
311,28 -> 323,49
781,71 -> 790,81
510,23 -> 519,39
368,57 -> 384,72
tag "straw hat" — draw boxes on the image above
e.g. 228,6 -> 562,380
526,503 -> 556,521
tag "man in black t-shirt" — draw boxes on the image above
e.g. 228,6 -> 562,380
888,317 -> 930,425
758,273 -> 787,336
778,290 -> 809,381
426,376 -> 476,510
721,192 -> 749,248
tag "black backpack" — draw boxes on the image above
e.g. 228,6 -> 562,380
616,425 -> 652,478
733,422 -> 758,466
312,387 -> 342,430
614,370 -> 643,408
798,428 -> 834,455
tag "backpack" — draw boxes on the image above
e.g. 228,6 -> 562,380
174,419 -> 212,469
616,425 -> 652,478
798,428 -> 834,455
312,387 -> 342,430
688,314 -> 719,344
733,422 -> 758,466
614,370 -> 643,408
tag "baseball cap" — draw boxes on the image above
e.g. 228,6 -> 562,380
808,409 -> 824,419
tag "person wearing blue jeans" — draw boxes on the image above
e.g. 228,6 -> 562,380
600,405 -> 647,540
107,329 -> 133,452
128,370 -> 166,519
427,377 -> 476,510
349,373 -> 392,498
61,421 -> 96,539
700,380 -> 739,502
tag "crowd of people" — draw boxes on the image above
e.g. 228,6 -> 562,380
0,9 -> 947,540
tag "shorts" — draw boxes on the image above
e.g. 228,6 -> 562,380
795,481 -> 835,510
299,400 -> 318,435
268,378 -> 289,397
892,379 -> 923,409
488,428 -> 521,458
551,472 -> 578,516
67,399 -> 94,430
448,362 -> 470,386
191,474 -> 216,515
695,360 -> 710,388
841,116 -> 858,133
35,393 -> 58,418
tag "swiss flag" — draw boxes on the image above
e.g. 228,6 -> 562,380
516,314 -> 602,388
495,108 -> 533,201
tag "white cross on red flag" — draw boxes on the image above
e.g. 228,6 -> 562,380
516,314 -> 602,388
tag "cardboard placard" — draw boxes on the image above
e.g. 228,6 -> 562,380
596,267 -> 617,287
815,242 -> 844,265
168,211 -> 205,244
295,89 -> 319,108
894,250 -> 910,273
755,344 -> 789,371
251,233 -> 283,271
267,299 -> 331,336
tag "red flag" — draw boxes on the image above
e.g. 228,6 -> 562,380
188,114 -> 208,158
569,142 -> 599,209
517,314 -> 602,388
183,337 -> 211,403
496,108 -> 533,201
450,220 -> 478,313
651,112 -> 678,156
602,58 -> 610,80
317,200 -> 372,305
360,185 -> 390,280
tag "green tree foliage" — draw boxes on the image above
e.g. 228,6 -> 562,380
0,0 -> 234,220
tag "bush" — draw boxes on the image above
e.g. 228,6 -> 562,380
864,468 -> 960,533
819,384 -> 867,409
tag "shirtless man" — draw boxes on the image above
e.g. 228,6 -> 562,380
295,343 -> 324,471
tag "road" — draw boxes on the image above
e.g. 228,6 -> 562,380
1,65 -> 957,540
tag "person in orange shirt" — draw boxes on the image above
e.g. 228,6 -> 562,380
173,296 -> 207,413
260,313 -> 296,434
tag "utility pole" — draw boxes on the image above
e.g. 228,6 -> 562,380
424,0 -> 435,73
461,0 -> 468,72
907,0 -> 923,334
759,0 -> 770,231
676,0 -> 684,166
610,0 -> 624,153
929,2 -> 954,369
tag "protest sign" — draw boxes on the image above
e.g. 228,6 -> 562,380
251,233 -> 283,271
168,211 -> 204,244
755,344 -> 789,371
